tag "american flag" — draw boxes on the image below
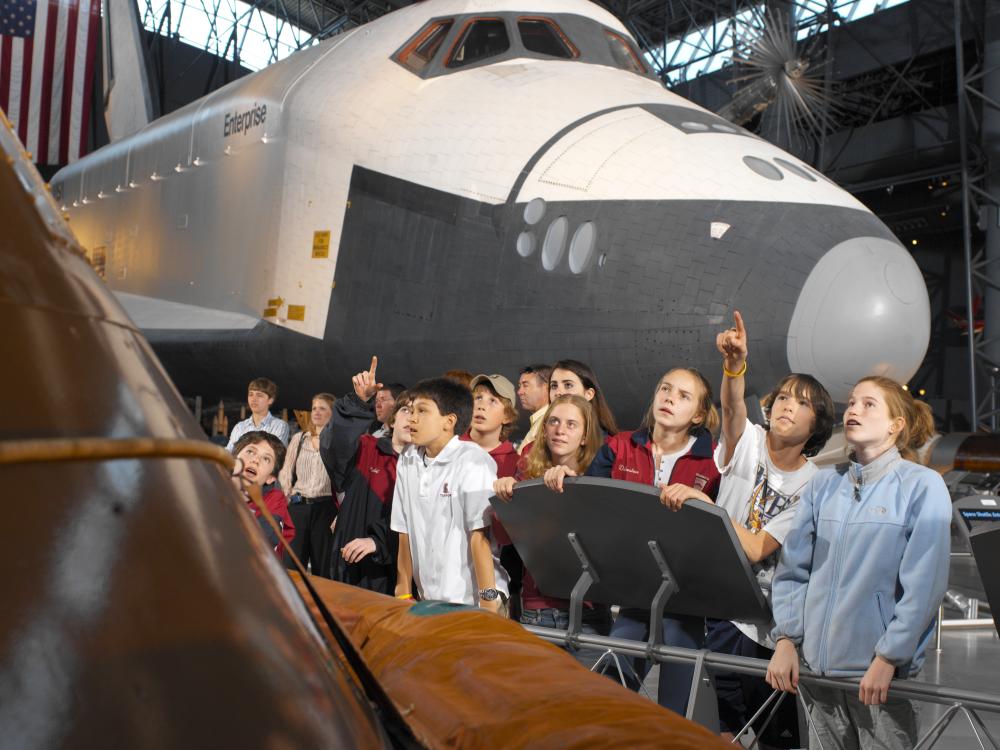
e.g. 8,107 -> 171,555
0,0 -> 100,165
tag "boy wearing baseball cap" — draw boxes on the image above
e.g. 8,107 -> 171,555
463,373 -> 521,478
463,373 -> 522,616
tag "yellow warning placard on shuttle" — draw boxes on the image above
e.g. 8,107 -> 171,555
312,230 -> 331,258
287,305 -> 306,321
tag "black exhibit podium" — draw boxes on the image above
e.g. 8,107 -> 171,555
969,524 -> 1000,635
490,476 -> 769,625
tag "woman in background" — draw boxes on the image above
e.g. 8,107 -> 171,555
279,393 -> 337,576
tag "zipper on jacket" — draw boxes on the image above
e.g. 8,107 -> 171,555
816,477 -> 864,674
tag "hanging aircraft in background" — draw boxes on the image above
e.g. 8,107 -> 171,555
51,0 -> 930,423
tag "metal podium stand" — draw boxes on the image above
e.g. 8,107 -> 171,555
490,476 -> 770,729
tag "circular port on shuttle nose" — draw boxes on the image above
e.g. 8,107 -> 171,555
786,237 -> 930,401
524,198 -> 546,225
542,217 -> 569,271
568,222 -> 596,274
517,232 -> 536,257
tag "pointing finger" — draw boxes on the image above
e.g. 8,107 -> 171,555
734,310 -> 745,337
369,355 -> 378,378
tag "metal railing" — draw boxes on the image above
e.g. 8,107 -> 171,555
524,625 -> 1000,749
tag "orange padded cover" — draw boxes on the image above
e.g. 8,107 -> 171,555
295,575 -> 729,749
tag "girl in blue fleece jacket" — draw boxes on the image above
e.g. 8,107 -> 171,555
766,376 -> 950,749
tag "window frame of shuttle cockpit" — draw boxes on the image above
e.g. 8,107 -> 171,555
602,28 -> 646,75
396,18 -> 455,73
445,17 -> 511,69
392,13 -> 657,81
517,17 -> 580,60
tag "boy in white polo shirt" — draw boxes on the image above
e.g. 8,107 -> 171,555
391,377 -> 509,614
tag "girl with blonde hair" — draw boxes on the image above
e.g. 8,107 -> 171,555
493,394 -> 607,659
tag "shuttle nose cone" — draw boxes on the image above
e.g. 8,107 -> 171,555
786,236 -> 930,401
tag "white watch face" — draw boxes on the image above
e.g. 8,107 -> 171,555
479,588 -> 499,601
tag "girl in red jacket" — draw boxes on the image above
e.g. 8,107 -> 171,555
567,367 -> 721,715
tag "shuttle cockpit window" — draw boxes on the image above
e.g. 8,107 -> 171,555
446,19 -> 510,68
517,18 -> 577,59
604,29 -> 647,75
397,19 -> 454,72
392,13 -> 658,81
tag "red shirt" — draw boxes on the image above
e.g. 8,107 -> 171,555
461,434 -> 521,546
354,434 -> 399,504
586,427 -> 720,498
460,433 -> 519,476
249,485 -> 296,559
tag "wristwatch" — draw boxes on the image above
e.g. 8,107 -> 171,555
478,588 -> 500,601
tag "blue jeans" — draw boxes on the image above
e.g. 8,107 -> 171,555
609,608 -> 706,715
521,606 -> 612,669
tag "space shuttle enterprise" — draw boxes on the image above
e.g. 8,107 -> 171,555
52,0 -> 931,416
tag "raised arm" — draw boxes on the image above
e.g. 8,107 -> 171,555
717,310 -> 749,465
320,356 -> 383,490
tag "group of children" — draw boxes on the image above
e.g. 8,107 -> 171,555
224,313 -> 950,750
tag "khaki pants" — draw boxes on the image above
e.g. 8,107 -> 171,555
804,683 -> 918,750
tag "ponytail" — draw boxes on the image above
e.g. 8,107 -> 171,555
856,376 -> 936,463
906,399 -> 936,461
